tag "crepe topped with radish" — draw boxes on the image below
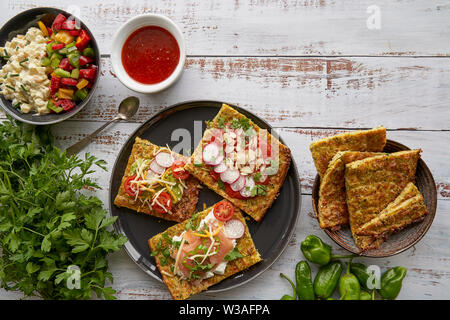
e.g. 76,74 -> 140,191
114,137 -> 200,222
185,104 -> 292,222
148,200 -> 261,300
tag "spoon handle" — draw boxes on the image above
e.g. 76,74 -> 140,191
65,117 -> 119,157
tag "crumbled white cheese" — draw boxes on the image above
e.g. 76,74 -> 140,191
0,27 -> 50,115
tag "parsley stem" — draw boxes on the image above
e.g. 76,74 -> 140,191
22,226 -> 44,237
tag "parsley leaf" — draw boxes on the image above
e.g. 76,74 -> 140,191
0,117 -> 128,300
224,247 -> 243,261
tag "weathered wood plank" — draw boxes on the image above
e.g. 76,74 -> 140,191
2,0 -> 450,56
3,56 -> 449,130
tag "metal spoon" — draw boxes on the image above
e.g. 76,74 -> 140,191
65,96 -> 140,156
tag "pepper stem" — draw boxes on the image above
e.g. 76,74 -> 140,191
280,273 -> 297,300
346,257 -> 353,274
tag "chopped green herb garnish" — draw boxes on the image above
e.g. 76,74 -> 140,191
224,247 -> 243,261
20,84 -> 28,94
5,85 -> 15,91
217,117 -> 226,129
230,117 -> 250,131
185,212 -> 200,231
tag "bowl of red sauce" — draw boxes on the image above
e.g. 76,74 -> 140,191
111,14 -> 185,93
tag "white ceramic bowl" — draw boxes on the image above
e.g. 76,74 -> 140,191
111,14 -> 186,94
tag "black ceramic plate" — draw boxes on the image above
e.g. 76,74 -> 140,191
0,7 -> 100,125
109,101 -> 301,293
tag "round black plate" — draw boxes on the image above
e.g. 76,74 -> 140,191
109,101 -> 301,293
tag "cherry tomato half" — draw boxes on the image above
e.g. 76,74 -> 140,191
124,175 -> 142,198
224,183 -> 247,200
152,191 -> 173,214
213,200 -> 235,222
171,158 -> 190,180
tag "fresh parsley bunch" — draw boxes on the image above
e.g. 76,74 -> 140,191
0,118 -> 127,299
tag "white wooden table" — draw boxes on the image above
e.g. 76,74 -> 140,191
1,0 -> 450,300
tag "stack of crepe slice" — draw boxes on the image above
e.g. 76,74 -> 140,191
345,150 -> 423,251
310,127 -> 387,230
310,127 -> 428,252
318,151 -> 385,229
355,182 -> 428,237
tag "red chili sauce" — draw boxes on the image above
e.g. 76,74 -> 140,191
121,26 -> 180,84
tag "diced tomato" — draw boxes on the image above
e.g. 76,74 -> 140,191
59,99 -> 76,111
79,55 -> 94,66
52,99 -> 63,106
152,192 -> 173,214
209,168 -> 220,181
52,14 -> 67,31
213,200 -> 234,222
171,158 -> 190,180
79,68 -> 96,80
69,30 -> 79,36
58,58 -> 70,70
224,183 -> 247,200
67,64 -> 75,71
75,29 -> 91,51
124,175 -> 142,198
61,19 -> 76,30
46,27 -> 53,37
257,136 -> 272,159
60,78 -> 78,86
50,76 -> 61,95
51,43 -> 65,51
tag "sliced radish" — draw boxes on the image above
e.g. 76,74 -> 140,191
230,175 -> 246,192
149,159 -> 165,175
209,154 -> 224,166
202,143 -> 219,164
256,174 -> 268,184
155,151 -> 174,168
146,169 -> 160,181
240,176 -> 255,198
224,219 -> 245,239
220,169 -> 240,184
214,161 -> 228,173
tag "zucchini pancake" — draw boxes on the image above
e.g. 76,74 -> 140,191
185,104 -> 291,222
355,182 -> 428,237
318,151 -> 384,229
310,127 -> 386,178
345,149 -> 421,251
148,200 -> 261,300
114,137 -> 200,222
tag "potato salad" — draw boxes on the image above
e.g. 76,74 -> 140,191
0,27 -> 51,115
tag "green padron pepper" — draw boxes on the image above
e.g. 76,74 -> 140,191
295,261 -> 315,300
379,266 -> 407,300
301,235 -> 332,265
280,273 -> 297,300
301,235 -> 355,266
313,261 -> 343,299
338,260 -> 361,300
350,262 -> 372,290
359,290 -> 373,300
